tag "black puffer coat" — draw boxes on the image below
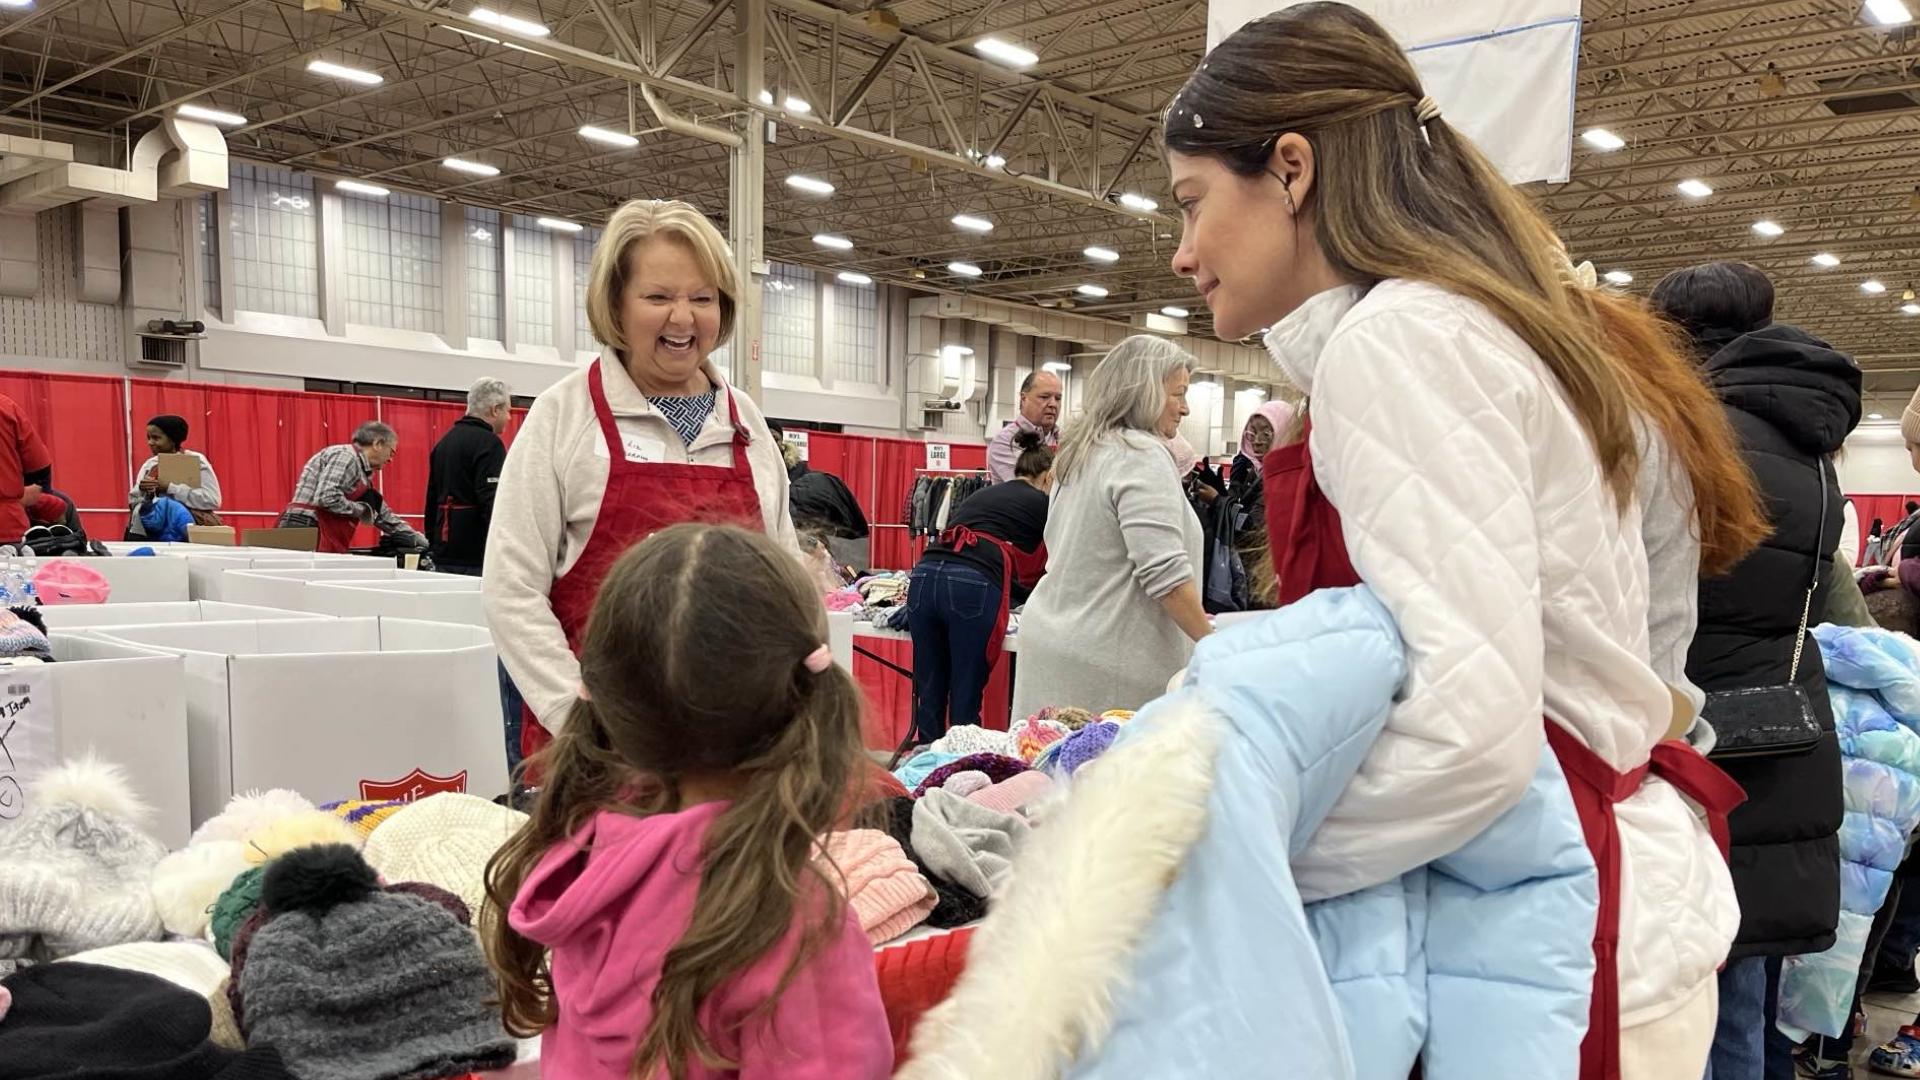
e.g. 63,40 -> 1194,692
1686,323 -> 1861,960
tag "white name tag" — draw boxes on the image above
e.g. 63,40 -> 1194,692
593,433 -> 667,464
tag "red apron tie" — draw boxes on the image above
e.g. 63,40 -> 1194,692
938,523 -> 1045,674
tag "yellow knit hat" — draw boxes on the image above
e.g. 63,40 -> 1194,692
1902,385 -> 1920,444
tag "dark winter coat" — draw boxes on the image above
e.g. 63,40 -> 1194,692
1687,323 -> 1862,959
424,415 -> 506,571
787,461 -> 869,540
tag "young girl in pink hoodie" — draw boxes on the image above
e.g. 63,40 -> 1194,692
485,523 -> 893,1080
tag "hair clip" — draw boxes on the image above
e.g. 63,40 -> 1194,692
1192,113 -> 1204,128
803,645 -> 833,674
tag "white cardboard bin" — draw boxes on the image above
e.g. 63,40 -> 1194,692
64,617 -> 506,828
300,579 -> 485,626
0,655 -> 193,848
827,610 -> 854,674
39,601 -> 327,630
36,556 -> 190,603
215,568 -> 412,609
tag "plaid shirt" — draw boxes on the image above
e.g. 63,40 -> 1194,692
281,443 -> 420,541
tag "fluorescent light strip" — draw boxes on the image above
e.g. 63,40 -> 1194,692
537,217 -> 583,232
973,37 -> 1039,68
951,213 -> 994,233
785,175 -> 834,196
1084,246 -> 1120,263
335,180 -> 391,197
578,125 -> 638,148
983,154 -> 1007,169
1863,280 -> 1888,294
1075,284 -> 1109,298
1161,306 -> 1190,318
307,60 -> 383,85
1752,220 -> 1785,237
1868,0 -> 1913,26
1677,179 -> 1713,198
1042,361 -> 1072,374
836,271 -> 873,285
783,96 -> 812,114
470,7 -> 550,36
948,262 -> 984,277
1813,253 -> 1841,268
1604,270 -> 1633,285
443,157 -> 500,177
0,1 -> 34,8
177,103 -> 247,126
1581,128 -> 1626,151
812,234 -> 853,250
1903,304 -> 1920,316
1118,192 -> 1158,212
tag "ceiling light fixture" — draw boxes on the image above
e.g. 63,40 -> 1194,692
1677,179 -> 1714,198
536,217 -> 583,232
578,125 -> 639,148
836,271 -> 873,285
783,96 -> 812,114
1863,279 -> 1888,294
943,344 -> 975,356
1075,284 -> 1110,298
1604,270 -> 1634,285
306,60 -> 383,85
1813,253 -> 1841,268
1903,304 -> 1920,315
1867,0 -> 1913,26
1871,412 -> 1888,420
177,103 -> 247,126
812,233 -> 853,250
0,1 -> 34,8
469,7 -> 550,36
335,180 -> 390,197
1084,246 -> 1120,263
973,37 -> 1039,68
785,175 -> 834,196
1581,128 -> 1626,151
1118,193 -> 1158,212
1161,306 -> 1191,319
951,213 -> 994,233
948,262 -> 984,277
757,89 -> 774,105
442,157 -> 500,176
983,154 -> 1007,169
1043,361 -> 1073,374
1752,220 -> 1785,237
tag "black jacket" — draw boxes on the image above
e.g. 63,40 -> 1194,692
787,461 -> 869,540
1686,323 -> 1861,959
424,415 -> 506,570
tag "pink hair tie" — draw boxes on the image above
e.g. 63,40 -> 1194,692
803,645 -> 834,674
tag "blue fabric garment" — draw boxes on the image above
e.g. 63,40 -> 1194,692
646,391 -> 715,446
892,749 -> 963,792
1065,587 -> 1598,1080
137,496 -> 194,543
1778,624 -> 1920,1039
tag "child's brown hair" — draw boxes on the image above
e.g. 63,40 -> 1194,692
482,523 -> 867,1079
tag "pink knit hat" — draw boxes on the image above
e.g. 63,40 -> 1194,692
819,830 -> 936,946
968,770 -> 1054,817
33,559 -> 110,604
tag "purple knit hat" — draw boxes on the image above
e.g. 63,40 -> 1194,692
1051,721 -> 1121,776
912,753 -> 1031,798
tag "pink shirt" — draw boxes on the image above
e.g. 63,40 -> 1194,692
508,802 -> 893,1079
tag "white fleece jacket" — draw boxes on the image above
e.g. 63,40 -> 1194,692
483,357 -> 797,731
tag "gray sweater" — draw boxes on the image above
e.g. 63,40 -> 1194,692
1010,431 -> 1203,718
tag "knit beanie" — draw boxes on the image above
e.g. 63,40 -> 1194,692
208,978 -> 245,1051
242,811 -> 363,864
941,770 -> 992,798
883,797 -> 986,929
1904,385 -> 1920,444
909,788 -> 1030,901
57,939 -> 230,999
1009,715 -> 1068,764
968,770 -> 1055,818
149,413 -> 191,447
236,844 -> 516,1079
360,792 -> 529,917
0,757 -> 165,969
912,753 -> 1031,798
0,961 -> 291,1079
927,724 -> 1017,758
0,608 -> 50,661
1050,720 -> 1121,776
318,797 -> 409,840
818,830 -> 937,946
190,789 -> 315,848
210,866 -> 265,960
151,840 -> 251,939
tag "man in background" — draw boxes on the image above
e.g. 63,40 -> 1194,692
986,369 -> 1063,484
425,378 -> 511,576
278,421 -> 425,553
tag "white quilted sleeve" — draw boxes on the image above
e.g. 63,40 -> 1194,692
1294,305 -> 1546,901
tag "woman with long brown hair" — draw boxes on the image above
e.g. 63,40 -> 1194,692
1161,4 -> 1759,1074
483,523 -> 890,1080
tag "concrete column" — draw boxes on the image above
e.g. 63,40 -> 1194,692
440,201 -> 466,348
316,190 -> 345,335
501,220 -> 519,353
555,231 -> 575,359
122,199 -> 187,371
212,189 -> 235,320
728,0 -> 766,401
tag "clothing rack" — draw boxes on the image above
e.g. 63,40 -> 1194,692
905,472 -> 991,538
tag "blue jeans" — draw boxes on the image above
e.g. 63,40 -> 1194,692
499,660 -> 525,777
907,560 -> 1001,744
1707,955 -> 1796,1080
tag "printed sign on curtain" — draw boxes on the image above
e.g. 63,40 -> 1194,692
1205,0 -> 1582,185
926,443 -> 952,471
783,429 -> 811,463
0,663 -> 54,827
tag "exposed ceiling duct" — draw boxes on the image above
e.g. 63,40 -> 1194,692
0,116 -> 227,213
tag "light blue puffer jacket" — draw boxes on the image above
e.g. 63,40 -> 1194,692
900,586 -> 1598,1080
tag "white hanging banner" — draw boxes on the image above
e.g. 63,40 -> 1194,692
0,663 -> 54,828
1205,0 -> 1581,185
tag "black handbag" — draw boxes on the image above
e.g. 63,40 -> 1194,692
1704,462 -> 1827,760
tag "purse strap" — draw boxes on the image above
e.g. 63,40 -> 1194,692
1789,461 -> 1829,682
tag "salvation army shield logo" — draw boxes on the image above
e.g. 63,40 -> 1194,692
359,768 -> 468,802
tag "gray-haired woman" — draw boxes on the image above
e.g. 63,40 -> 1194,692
1009,335 -> 1209,719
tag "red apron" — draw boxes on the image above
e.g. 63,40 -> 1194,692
519,360 -> 764,761
936,524 -> 1046,673
290,477 -> 372,554
1262,423 -> 1743,1080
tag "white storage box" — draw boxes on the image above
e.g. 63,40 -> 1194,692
300,578 -> 485,626
63,618 -> 507,827
38,601 -> 327,630
215,568 -> 412,609
35,557 -> 190,604
0,656 -> 193,847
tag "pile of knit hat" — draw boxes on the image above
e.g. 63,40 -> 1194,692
0,762 -> 532,1080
